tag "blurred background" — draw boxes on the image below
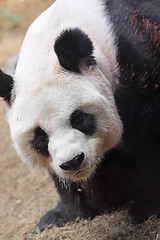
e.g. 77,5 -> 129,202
0,0 -> 53,68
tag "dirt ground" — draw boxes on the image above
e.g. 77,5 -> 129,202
0,1 -> 160,240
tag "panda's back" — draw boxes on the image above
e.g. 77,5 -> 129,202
106,0 -> 160,162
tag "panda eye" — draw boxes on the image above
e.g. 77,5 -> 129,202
31,127 -> 49,156
70,110 -> 96,136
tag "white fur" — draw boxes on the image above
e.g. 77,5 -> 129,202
7,0 -> 123,180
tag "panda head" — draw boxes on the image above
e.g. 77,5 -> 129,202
0,28 -> 122,181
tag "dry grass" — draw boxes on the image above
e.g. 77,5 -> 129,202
0,1 -> 160,239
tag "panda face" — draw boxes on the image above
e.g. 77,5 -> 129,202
8,66 -> 122,180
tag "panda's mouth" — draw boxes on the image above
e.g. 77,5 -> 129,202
74,169 -> 85,177
73,167 -> 91,180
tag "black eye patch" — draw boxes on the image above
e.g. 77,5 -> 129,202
31,127 -> 49,156
70,110 -> 96,136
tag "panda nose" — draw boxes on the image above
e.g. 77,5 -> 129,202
59,152 -> 85,171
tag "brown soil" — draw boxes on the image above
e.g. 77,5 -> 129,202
0,1 -> 160,239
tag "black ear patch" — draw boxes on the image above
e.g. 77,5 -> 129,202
54,28 -> 96,73
0,69 -> 13,104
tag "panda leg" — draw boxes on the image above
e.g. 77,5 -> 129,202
36,172 -> 98,232
128,188 -> 160,224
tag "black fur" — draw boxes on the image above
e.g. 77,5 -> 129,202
107,0 -> 160,223
0,70 -> 13,104
31,127 -> 49,157
37,173 -> 98,232
36,0 -> 160,232
70,110 -> 96,136
54,28 -> 96,73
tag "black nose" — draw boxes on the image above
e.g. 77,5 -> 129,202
59,152 -> 85,171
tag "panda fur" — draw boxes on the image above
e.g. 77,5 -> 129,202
0,0 -> 160,232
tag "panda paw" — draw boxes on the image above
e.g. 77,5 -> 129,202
35,199 -> 87,233
36,207 -> 70,233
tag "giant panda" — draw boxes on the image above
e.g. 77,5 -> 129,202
0,0 -> 160,232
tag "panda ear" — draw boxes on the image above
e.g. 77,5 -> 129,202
0,69 -> 13,104
54,28 -> 96,73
